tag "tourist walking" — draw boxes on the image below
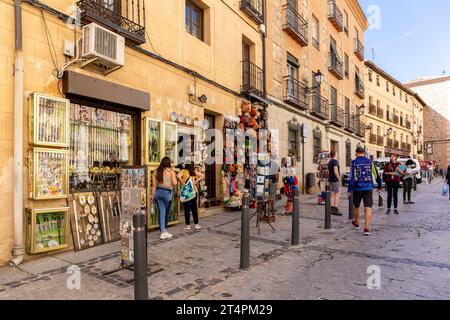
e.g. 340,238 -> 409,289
348,147 -> 382,236
151,157 -> 178,240
446,165 -> 450,200
402,159 -> 417,204
383,154 -> 405,215
328,151 -> 342,216
177,163 -> 204,230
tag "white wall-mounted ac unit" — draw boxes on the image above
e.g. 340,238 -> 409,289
82,23 -> 125,70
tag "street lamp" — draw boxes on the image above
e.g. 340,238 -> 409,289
313,70 -> 324,86
365,123 -> 373,130
358,104 -> 365,116
384,127 -> 393,137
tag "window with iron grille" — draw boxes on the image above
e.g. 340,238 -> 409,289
344,53 -> 349,78
186,0 -> 203,41
288,126 -> 301,161
346,140 -> 352,167
313,129 -> 322,162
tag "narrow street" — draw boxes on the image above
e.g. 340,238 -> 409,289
1,179 -> 449,300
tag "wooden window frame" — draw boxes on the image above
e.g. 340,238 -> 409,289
186,0 -> 204,41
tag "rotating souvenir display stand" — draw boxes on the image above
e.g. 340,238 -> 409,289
280,159 -> 299,214
317,151 -> 331,205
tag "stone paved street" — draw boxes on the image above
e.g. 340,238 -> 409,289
1,179 -> 449,300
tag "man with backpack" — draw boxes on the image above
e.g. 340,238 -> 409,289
348,147 -> 382,236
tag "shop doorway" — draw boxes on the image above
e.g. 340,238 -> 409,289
204,114 -> 218,206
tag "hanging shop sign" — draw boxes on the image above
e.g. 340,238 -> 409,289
120,166 -> 147,264
29,148 -> 69,200
26,207 -> 69,254
29,93 -> 70,148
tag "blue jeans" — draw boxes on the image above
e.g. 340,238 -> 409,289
154,187 -> 173,232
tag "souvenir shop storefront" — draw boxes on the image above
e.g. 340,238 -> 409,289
25,71 -> 209,260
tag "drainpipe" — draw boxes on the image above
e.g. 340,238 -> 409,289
10,0 -> 25,267
262,0 -> 267,99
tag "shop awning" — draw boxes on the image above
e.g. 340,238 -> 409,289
62,71 -> 150,111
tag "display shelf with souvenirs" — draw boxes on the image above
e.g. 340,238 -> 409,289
29,148 -> 69,200
68,192 -> 104,251
222,101 -> 271,208
280,157 -> 299,214
120,167 -> 147,264
26,207 -> 69,254
29,93 -> 70,147
145,118 -> 162,165
148,169 -> 181,229
69,104 -> 133,191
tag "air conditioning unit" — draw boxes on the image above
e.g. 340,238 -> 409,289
82,23 -> 125,71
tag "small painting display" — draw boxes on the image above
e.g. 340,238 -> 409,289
164,121 -> 178,164
30,93 -> 70,147
26,207 -> 69,254
145,119 -> 162,165
29,148 -> 69,200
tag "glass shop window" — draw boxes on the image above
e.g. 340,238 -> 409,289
69,104 -> 134,189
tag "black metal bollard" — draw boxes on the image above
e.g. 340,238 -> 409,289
325,191 -> 331,229
291,189 -> 300,246
240,192 -> 250,270
349,192 -> 354,221
133,212 -> 149,300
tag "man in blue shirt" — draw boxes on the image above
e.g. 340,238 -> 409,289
348,147 -> 382,236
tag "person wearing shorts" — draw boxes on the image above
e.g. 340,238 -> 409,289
348,147 -> 381,236
328,151 -> 342,216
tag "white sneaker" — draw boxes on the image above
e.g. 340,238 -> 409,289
164,231 -> 173,238
160,232 -> 168,240
194,224 -> 202,230
184,225 -> 191,230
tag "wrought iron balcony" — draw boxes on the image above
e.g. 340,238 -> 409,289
401,142 -> 408,151
369,104 -> 377,115
329,52 -> 344,79
77,0 -> 146,45
377,135 -> 384,146
345,114 -> 355,133
311,93 -> 329,120
394,140 -> 400,148
283,4 -> 308,47
369,133 -> 377,144
393,115 -> 399,125
387,138 -> 394,147
355,77 -> 365,99
330,104 -> 344,127
354,38 -> 364,61
241,60 -> 264,98
355,117 -> 365,137
240,0 -> 264,25
328,0 -> 344,32
377,107 -> 384,118
405,120 -> 412,129
284,76 -> 308,110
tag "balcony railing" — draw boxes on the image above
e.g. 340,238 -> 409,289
369,133 -> 377,144
394,140 -> 400,148
355,117 -> 365,137
329,52 -> 344,79
283,4 -> 308,47
387,138 -> 394,147
328,0 -> 344,32
345,114 -> 355,132
330,104 -> 344,127
284,76 -> 308,110
240,0 -> 264,24
369,104 -> 377,115
311,93 -> 329,120
354,38 -> 364,61
355,77 -> 365,99
241,60 -> 264,98
387,111 -> 393,122
393,115 -> 399,125
401,142 -> 407,150
77,0 -> 146,45
377,107 -> 384,118
405,120 -> 412,129
377,136 -> 384,146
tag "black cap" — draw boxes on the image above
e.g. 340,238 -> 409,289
355,146 -> 365,154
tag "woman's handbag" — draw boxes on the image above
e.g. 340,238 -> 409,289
180,177 -> 197,203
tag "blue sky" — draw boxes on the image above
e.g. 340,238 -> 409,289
358,0 -> 450,82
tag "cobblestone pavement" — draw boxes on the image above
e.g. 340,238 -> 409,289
1,179 -> 449,300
